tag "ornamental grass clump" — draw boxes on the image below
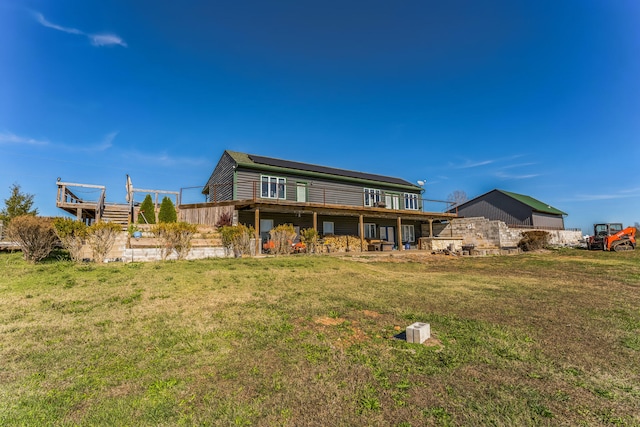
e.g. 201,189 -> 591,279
269,224 -> 297,255
7,215 -> 57,263
53,217 -> 88,262
88,221 -> 122,263
301,228 -> 319,254
219,224 -> 254,257
152,222 -> 198,260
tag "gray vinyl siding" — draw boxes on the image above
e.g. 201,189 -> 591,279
205,152 -> 235,202
235,169 -> 261,200
234,167 -> 420,207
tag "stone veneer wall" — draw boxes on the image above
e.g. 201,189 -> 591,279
77,231 -> 230,263
428,217 -> 582,249
122,247 -> 227,263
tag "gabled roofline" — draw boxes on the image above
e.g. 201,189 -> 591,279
223,150 -> 423,192
454,189 -> 567,216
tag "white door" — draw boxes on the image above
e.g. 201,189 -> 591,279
385,194 -> 399,210
296,183 -> 307,202
380,226 -> 395,244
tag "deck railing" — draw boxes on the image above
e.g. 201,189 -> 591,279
195,180 -> 454,213
56,181 -> 106,207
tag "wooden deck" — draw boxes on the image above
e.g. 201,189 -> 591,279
180,199 -> 457,222
56,178 -> 180,226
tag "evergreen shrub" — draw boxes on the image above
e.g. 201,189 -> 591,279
158,197 -> 177,223
138,194 -> 156,224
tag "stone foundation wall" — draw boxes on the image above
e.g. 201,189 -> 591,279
418,237 -> 464,252
123,247 -> 227,263
434,217 -> 582,249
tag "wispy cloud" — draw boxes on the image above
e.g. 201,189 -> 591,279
494,171 -> 540,180
58,131 -> 118,153
0,131 -> 48,146
499,162 -> 536,170
94,131 -> 118,151
452,159 -> 495,169
34,12 -> 127,47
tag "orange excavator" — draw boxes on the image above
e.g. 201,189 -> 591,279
587,223 -> 636,251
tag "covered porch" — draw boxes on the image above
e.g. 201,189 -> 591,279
179,199 -> 457,254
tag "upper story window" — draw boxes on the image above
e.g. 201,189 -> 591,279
404,193 -> 419,210
261,175 -> 286,199
364,188 -> 382,207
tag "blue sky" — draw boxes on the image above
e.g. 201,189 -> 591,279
1,0 -> 639,233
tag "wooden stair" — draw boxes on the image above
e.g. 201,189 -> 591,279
102,204 -> 130,229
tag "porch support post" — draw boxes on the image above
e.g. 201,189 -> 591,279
254,209 -> 260,255
397,216 -> 403,250
428,219 -> 433,237
76,207 -> 82,222
313,212 -> 317,231
359,214 -> 364,251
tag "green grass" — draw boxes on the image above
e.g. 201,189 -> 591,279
1,248 -> 639,426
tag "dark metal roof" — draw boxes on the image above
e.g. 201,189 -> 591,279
246,154 -> 417,187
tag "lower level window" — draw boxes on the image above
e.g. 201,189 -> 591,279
364,223 -> 376,239
401,224 -> 415,243
323,221 -> 334,235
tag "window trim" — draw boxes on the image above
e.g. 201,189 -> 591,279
322,221 -> 335,235
261,175 -> 286,199
404,193 -> 419,210
364,188 -> 382,207
401,224 -> 415,243
364,223 -> 376,239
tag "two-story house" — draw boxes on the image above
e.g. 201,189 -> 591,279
180,150 -> 456,251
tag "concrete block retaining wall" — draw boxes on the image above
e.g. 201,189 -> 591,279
434,217 -> 583,249
123,247 -> 227,263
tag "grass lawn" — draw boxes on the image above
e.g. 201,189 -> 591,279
1,249 -> 639,426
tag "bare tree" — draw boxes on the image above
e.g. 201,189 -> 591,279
447,190 -> 468,208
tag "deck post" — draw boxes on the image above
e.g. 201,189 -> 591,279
397,216 -> 403,250
254,209 -> 260,255
76,207 -> 82,222
359,215 -> 364,250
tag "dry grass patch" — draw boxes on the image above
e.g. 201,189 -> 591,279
0,249 -> 639,425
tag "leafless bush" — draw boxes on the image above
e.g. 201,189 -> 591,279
53,217 -> 88,262
518,230 -> 550,252
152,222 -> 198,260
88,221 -> 122,263
215,210 -> 233,228
269,224 -> 297,255
219,224 -> 254,257
7,215 -> 57,263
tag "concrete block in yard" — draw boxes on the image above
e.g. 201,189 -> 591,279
406,322 -> 430,344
